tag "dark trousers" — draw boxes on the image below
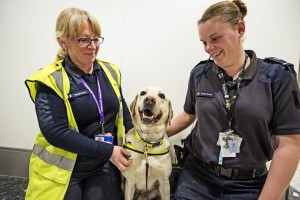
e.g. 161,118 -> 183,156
174,154 -> 267,200
64,159 -> 123,200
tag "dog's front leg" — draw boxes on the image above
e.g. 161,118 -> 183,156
158,178 -> 170,200
124,179 -> 136,200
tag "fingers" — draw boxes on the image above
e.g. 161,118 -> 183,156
121,148 -> 132,158
119,157 -> 132,171
114,155 -> 132,171
109,146 -> 132,171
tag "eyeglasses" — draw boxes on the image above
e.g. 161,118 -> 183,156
76,37 -> 104,46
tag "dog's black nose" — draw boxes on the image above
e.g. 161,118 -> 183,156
144,96 -> 156,105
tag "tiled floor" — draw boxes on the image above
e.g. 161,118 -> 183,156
0,176 -> 27,200
0,175 -> 299,200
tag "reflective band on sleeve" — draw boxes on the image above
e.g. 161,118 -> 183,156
33,145 -> 75,171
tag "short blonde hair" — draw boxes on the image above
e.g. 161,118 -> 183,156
198,0 -> 247,27
55,8 -> 101,61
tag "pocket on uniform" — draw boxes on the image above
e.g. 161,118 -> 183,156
26,167 -> 68,200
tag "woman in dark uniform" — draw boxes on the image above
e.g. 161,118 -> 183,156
167,0 -> 300,199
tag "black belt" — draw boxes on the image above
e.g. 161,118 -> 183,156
198,159 -> 268,180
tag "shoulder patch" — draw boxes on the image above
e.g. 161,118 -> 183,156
264,57 -> 293,67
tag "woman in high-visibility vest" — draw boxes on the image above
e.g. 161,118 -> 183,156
25,7 -> 133,200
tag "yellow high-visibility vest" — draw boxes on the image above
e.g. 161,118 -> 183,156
24,59 -> 124,200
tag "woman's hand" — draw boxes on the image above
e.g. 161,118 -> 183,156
109,146 -> 132,171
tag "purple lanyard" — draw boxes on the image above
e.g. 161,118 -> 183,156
79,75 -> 105,133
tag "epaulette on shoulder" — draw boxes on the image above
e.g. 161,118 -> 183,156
191,59 -> 213,72
264,57 -> 294,67
191,59 -> 214,83
195,59 -> 214,68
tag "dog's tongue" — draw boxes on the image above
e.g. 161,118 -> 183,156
142,113 -> 155,124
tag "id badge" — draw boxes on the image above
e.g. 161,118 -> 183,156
218,132 -> 236,157
217,131 -> 243,154
95,135 -> 114,144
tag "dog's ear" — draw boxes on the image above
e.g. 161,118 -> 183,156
130,94 -> 138,116
167,100 -> 173,126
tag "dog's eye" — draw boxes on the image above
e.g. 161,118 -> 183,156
140,91 -> 146,96
158,93 -> 165,99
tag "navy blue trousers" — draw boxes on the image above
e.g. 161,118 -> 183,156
64,159 -> 123,200
174,154 -> 267,200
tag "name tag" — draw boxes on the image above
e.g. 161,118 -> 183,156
68,90 -> 89,99
196,91 -> 214,98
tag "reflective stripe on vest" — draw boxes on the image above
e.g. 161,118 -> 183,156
102,62 -> 119,86
52,70 -> 63,92
32,144 -> 75,171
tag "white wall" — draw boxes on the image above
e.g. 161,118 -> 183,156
0,0 -> 299,150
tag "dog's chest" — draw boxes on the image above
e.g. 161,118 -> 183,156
129,152 -> 171,177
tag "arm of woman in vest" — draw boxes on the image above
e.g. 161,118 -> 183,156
35,83 -> 131,170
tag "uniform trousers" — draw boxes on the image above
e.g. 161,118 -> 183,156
174,154 -> 267,200
64,158 -> 123,200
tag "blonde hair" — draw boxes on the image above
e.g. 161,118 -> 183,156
198,0 -> 247,27
55,8 -> 101,61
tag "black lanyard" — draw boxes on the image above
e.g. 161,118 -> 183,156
217,55 -> 248,129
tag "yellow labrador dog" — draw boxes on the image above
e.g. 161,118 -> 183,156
122,86 -> 173,200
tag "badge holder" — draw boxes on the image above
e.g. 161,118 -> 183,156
95,134 -> 114,144
217,129 -> 243,165
94,121 -> 114,144
216,58 -> 247,165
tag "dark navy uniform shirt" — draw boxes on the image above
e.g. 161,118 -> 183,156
184,50 -> 300,169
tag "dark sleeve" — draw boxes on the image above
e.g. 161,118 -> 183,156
272,71 -> 300,135
35,83 -> 114,159
184,72 -> 196,115
120,86 -> 133,133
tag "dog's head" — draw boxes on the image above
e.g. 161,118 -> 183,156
130,86 -> 173,130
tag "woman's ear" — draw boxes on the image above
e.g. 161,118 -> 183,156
58,38 -> 68,50
237,20 -> 246,36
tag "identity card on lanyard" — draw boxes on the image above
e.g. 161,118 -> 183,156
216,55 -> 248,164
80,75 -> 113,144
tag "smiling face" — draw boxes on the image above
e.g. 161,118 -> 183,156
198,18 -> 245,69
130,86 -> 173,130
59,22 -> 100,71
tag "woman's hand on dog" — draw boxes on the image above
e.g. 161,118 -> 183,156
109,146 -> 132,171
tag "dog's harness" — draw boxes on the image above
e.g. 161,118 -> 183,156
123,129 -> 169,199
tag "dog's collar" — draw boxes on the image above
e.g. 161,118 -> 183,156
123,142 -> 169,155
134,129 -> 164,148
